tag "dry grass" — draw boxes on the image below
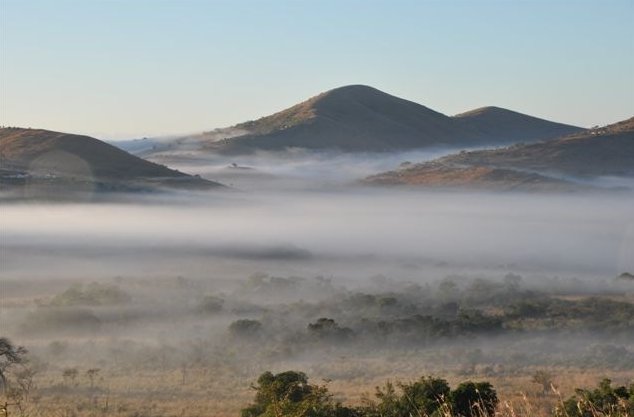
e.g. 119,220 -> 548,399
4,360 -> 632,417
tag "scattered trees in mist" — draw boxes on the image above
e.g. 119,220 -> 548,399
209,273 -> 634,367
10,273 -> 634,373
2,271 -> 634,416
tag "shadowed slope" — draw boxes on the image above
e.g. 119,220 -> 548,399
363,117 -> 634,191
454,106 -> 584,144
0,128 -> 223,193
441,116 -> 634,177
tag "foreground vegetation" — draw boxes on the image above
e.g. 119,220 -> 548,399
240,371 -> 634,417
1,272 -> 633,416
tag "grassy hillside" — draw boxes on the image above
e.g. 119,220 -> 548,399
0,127 -> 223,193
363,117 -> 633,190
153,85 -> 582,154
438,116 -> 634,177
364,162 -> 580,191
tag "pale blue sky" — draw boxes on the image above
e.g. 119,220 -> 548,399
2,0 -> 633,139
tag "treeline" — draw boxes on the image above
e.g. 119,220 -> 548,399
221,275 -> 634,359
241,371 -> 634,417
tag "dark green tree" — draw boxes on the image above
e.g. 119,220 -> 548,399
450,381 -> 498,417
399,376 -> 451,416
241,371 -> 356,417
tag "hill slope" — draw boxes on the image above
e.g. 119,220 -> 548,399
206,85 -> 469,153
0,128 -> 222,193
139,85 -> 582,156
439,116 -> 634,177
363,117 -> 634,191
363,162 -> 581,192
454,106 -> 584,145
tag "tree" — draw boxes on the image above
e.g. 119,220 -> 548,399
308,318 -> 353,342
229,319 -> 262,338
62,367 -> 78,387
0,338 -> 27,395
7,366 -> 37,415
14,366 -> 36,401
86,368 -> 100,390
367,381 -> 403,417
531,370 -> 554,395
450,381 -> 498,417
558,379 -> 634,417
241,371 -> 355,417
398,376 -> 451,416
197,295 -> 224,314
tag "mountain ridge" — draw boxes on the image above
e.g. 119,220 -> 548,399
363,116 -> 634,190
136,85 -> 583,156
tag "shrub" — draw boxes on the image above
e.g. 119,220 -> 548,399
558,379 -> 634,417
197,295 -> 224,314
229,319 -> 262,338
21,307 -> 102,334
241,371 -> 355,417
49,282 -> 131,306
451,381 -> 498,417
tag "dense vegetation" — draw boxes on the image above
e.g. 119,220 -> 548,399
240,371 -> 633,417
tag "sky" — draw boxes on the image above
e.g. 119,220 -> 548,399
1,0 -> 633,139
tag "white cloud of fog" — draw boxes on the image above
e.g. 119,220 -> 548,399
144,147 -> 480,191
1,189 -> 633,282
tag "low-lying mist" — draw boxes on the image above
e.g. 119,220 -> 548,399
145,147 -> 478,190
2,189 -> 633,282
2,176 -> 634,415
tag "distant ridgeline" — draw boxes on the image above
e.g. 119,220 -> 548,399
134,85 -> 583,155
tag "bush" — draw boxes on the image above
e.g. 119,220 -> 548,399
242,371 -> 499,417
197,295 -> 224,314
399,376 -> 451,416
49,282 -> 131,306
21,307 -> 102,334
241,371 -> 355,417
451,381 -> 498,417
558,379 -> 634,417
308,318 -> 353,342
229,319 -> 262,338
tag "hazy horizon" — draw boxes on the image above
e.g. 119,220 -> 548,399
2,0 -> 633,140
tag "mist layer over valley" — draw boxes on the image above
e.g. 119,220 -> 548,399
3,0 -> 634,412
2,109 -> 634,416
2,178 -> 634,415
2,189 -> 634,280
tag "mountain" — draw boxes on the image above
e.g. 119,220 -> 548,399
363,117 -> 634,191
363,162 -> 582,192
136,85 -> 583,156
435,116 -> 634,177
453,106 -> 584,145
215,85 -> 464,152
0,128 -> 223,195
